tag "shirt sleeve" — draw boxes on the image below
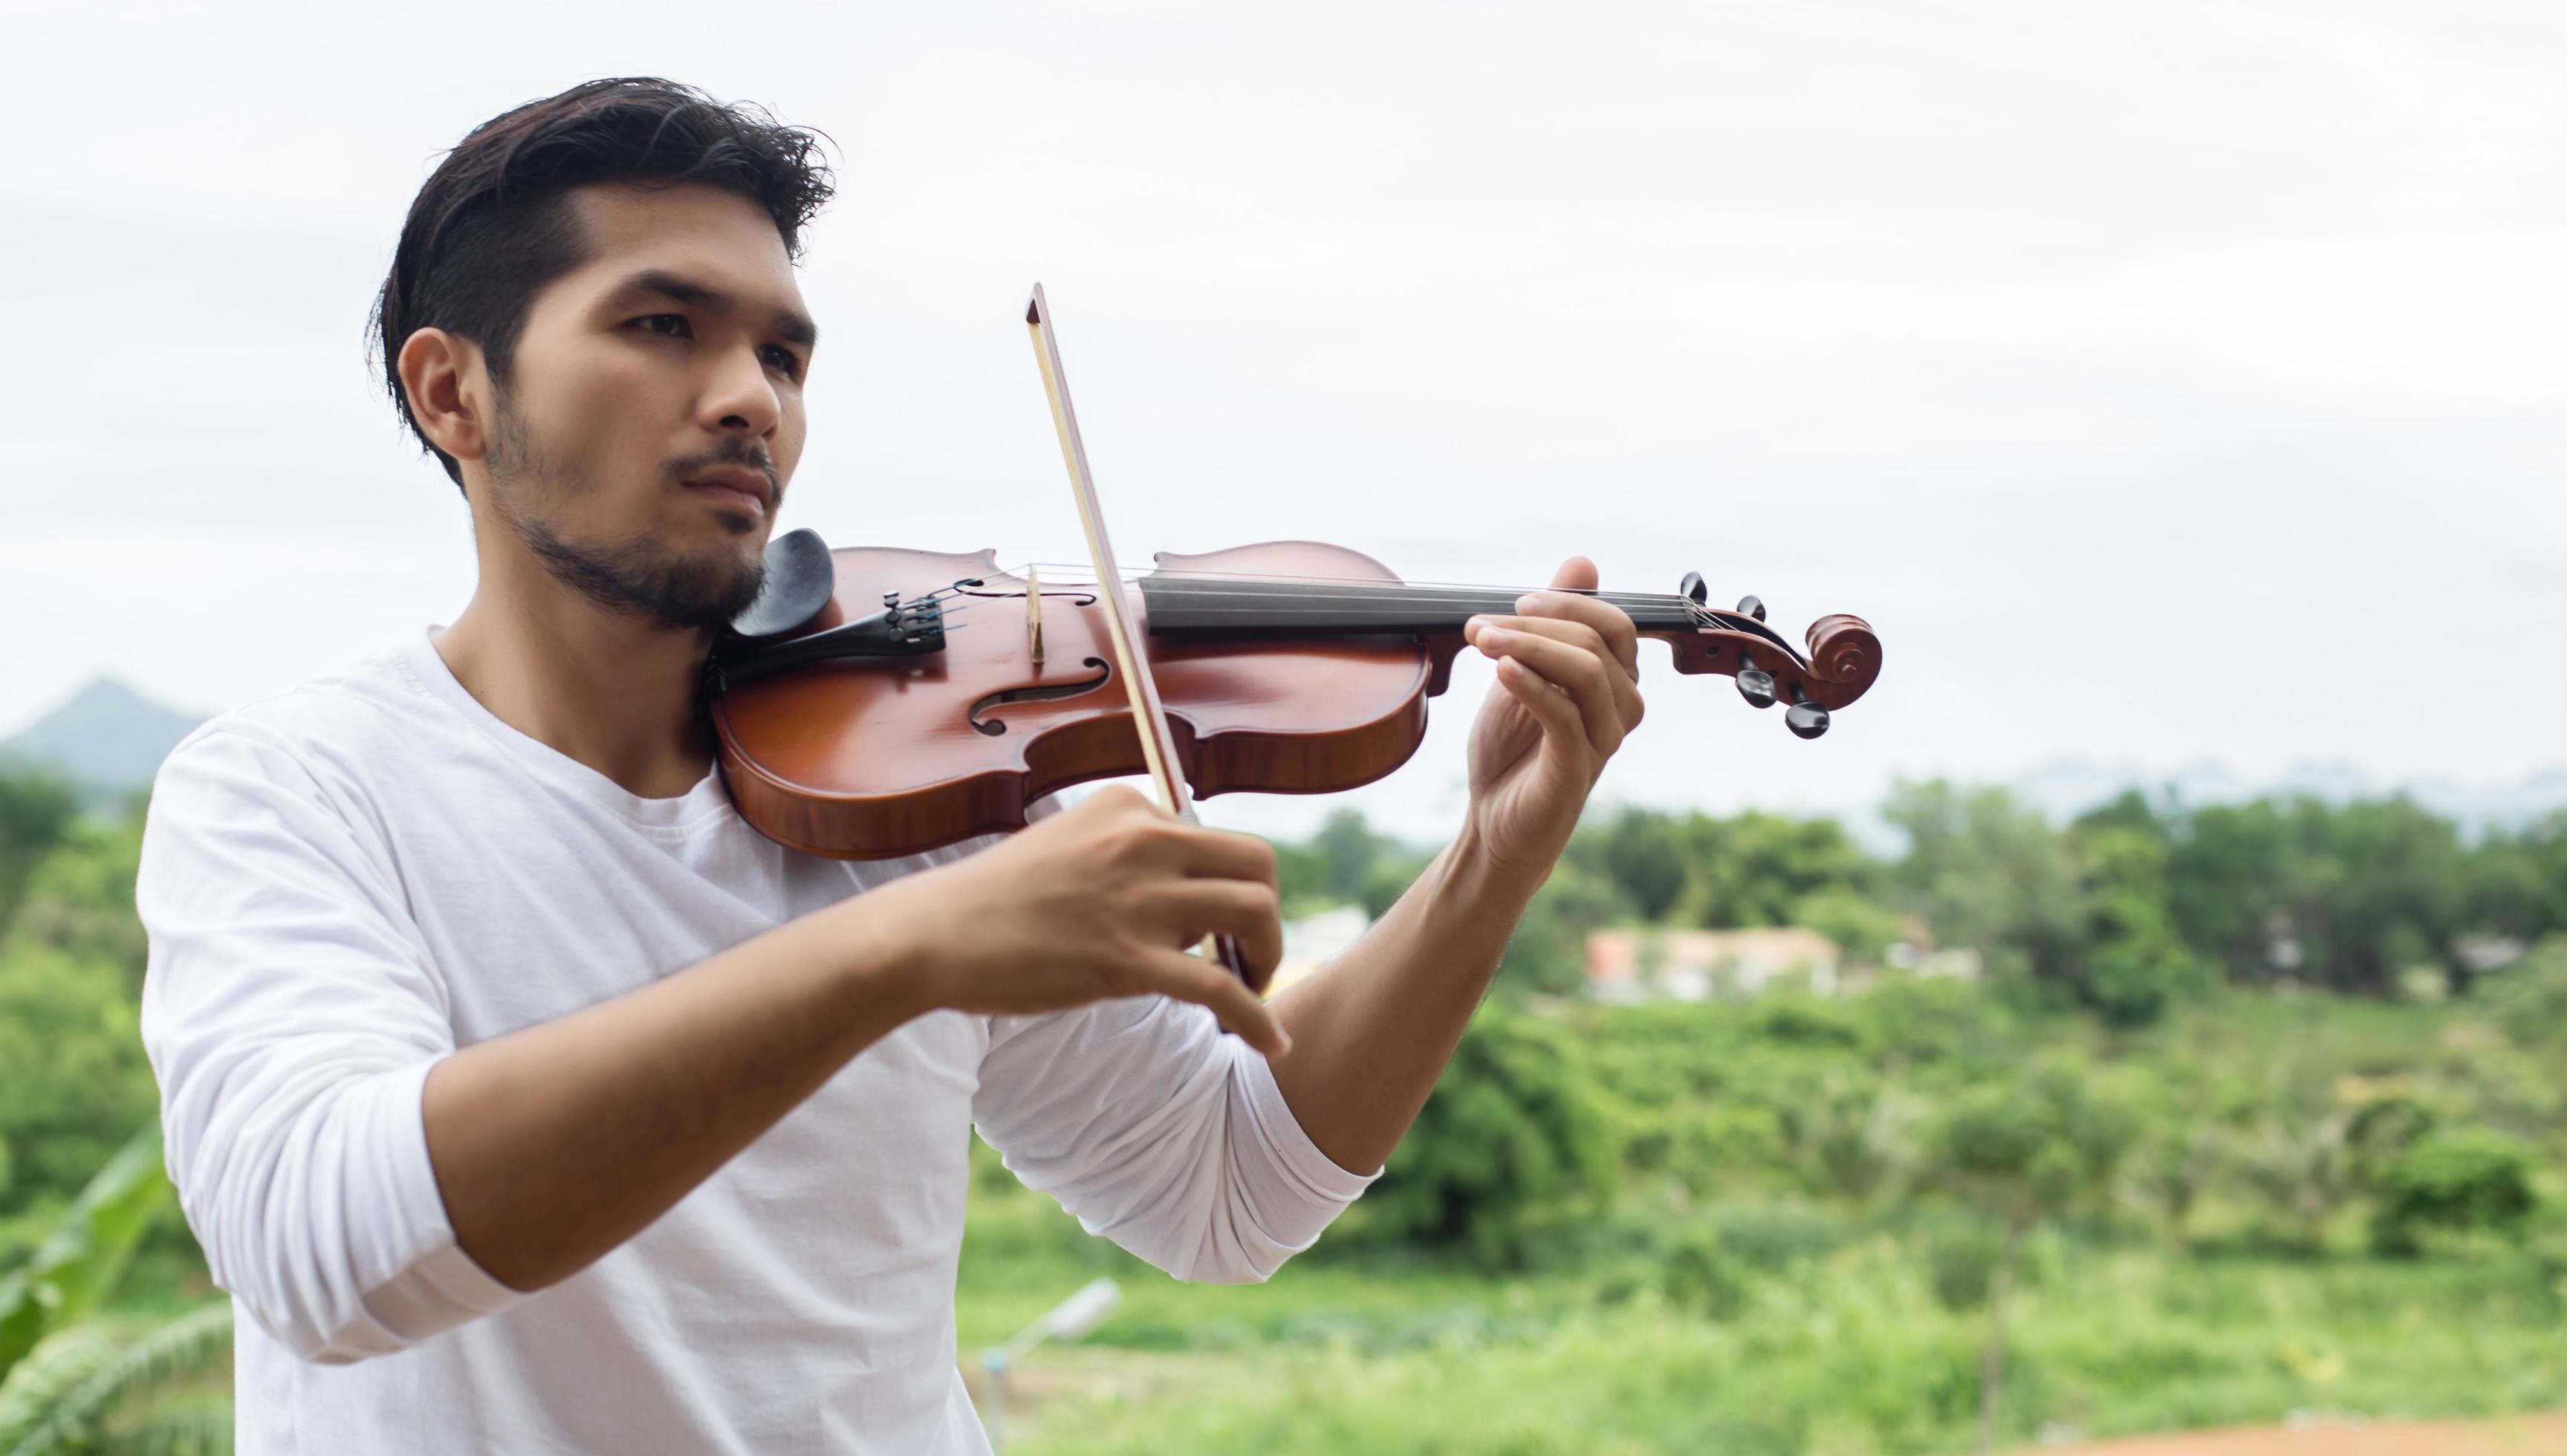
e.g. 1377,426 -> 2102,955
135,726 -> 525,1365
971,993 -> 1379,1285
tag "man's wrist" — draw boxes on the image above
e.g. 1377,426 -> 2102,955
805,880 -> 944,1027
1437,814 -> 1551,920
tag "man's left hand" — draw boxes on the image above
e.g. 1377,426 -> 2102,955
1458,556 -> 1645,882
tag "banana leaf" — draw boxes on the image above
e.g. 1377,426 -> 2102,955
0,1125 -> 172,1381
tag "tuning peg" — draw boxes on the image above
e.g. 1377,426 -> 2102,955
1785,688 -> 1829,740
1679,571 -> 1708,605
1736,657 -> 1778,709
1736,594 -> 1766,622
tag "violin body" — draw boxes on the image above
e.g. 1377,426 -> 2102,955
705,539 -> 1882,861
712,542 -> 1438,858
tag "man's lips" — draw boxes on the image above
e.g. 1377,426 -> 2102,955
683,467 -> 772,516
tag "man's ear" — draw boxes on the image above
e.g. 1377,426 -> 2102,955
397,327 -> 490,466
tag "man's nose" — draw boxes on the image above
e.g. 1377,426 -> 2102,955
703,345 -> 782,438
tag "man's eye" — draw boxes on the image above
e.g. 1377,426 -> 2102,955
761,345 -> 805,378
637,313 -> 690,337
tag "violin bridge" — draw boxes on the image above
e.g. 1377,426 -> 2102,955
1026,564 -> 1045,667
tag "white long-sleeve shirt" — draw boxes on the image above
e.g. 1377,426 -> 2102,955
135,627 -> 1375,1455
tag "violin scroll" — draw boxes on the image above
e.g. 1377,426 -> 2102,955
1655,597 -> 1881,731
1805,614 -> 1881,704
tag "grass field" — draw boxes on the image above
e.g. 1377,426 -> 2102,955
956,1175 -> 2567,1455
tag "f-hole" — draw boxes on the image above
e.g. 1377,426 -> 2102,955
969,657 -> 1112,736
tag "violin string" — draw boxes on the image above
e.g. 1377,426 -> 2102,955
999,564 -> 1705,616
921,565 -> 1779,646
1003,572 -> 1753,632
1014,559 -> 1695,602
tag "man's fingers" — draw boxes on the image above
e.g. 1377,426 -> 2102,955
1471,615 -> 1643,726
1475,625 -> 1626,757
1516,588 -> 1641,680
1172,825 -> 1281,887
1143,951 -> 1292,1057
1153,880 -> 1285,982
1493,654 -> 1596,770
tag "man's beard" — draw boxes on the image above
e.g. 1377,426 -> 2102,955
486,391 -> 766,633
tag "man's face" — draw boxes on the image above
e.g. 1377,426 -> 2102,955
478,181 -> 816,632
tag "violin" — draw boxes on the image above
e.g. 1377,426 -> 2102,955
701,538 -> 1880,860
696,287 -> 1883,865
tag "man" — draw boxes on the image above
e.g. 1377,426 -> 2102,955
137,77 -> 1643,1454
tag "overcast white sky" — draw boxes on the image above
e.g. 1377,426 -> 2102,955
6,1 -> 2563,842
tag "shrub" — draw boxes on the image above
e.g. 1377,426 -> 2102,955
2368,1126 -> 2541,1255
1353,1002 -> 1620,1267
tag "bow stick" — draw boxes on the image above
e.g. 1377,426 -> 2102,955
1025,284 -> 1254,984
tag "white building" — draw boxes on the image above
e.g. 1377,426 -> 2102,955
1584,926 -> 1843,1003
1268,904 -> 1372,995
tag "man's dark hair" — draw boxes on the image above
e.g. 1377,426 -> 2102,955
370,77 -> 834,490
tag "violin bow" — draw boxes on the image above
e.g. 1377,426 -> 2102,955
1025,284 -> 1255,984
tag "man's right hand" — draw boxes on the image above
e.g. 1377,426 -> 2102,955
855,786 -> 1292,1057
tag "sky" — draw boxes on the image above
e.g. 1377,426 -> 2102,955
6,0 -> 2563,843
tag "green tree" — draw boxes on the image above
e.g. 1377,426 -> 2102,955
1308,809 -> 1389,904
1591,806 -> 1690,923
0,944 -> 158,1216
1354,1001 -> 1620,1267
1673,812 -> 1876,931
1493,859 -> 1628,998
1883,779 -> 2084,988
2127,1067 -> 2244,1250
2163,796 -> 2469,995
0,771 -> 80,939
2483,935 -> 2567,1049
1787,885 -> 1901,966
2160,799 -> 2292,980
1926,1058 -> 2139,1453
2460,814 -> 2567,945
8,817 -> 147,997
2368,1126 -> 2541,1256
2236,1109 -> 2353,1249
2071,823 -> 2212,1027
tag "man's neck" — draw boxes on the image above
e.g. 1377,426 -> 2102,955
431,573 -> 715,802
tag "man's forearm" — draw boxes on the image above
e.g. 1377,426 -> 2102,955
422,897 -> 932,1292
1268,822 -> 1545,1173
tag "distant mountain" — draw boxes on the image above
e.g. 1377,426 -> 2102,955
0,678 -> 206,808
2009,758 -> 2567,835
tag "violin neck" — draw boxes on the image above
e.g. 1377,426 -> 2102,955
1138,574 -> 1699,638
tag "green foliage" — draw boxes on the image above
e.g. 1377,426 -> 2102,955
2483,935 -> 2567,1048
2156,796 -> 2473,994
1656,1225 -> 1749,1317
2074,823 -> 2214,1027
1787,884 -> 1901,965
1,776 -> 2560,1452
0,948 -> 158,1215
1493,859 -> 1627,998
1273,809 -> 1400,914
2463,813 -> 2567,943
0,773 -> 80,939
1353,1002 -> 1619,1266
967,1235 -> 2567,1455
1929,1059 -> 2139,1229
0,1125 -> 173,1383
0,1126 -> 224,1456
7,821 -> 147,999
1576,804 -> 1879,934
1924,1221 -> 2007,1312
2126,1068 -> 2244,1249
1885,779 -> 2085,985
2368,1126 -> 2541,1255
0,1303 -> 231,1456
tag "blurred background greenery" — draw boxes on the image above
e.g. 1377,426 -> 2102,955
0,758 -> 2561,1453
